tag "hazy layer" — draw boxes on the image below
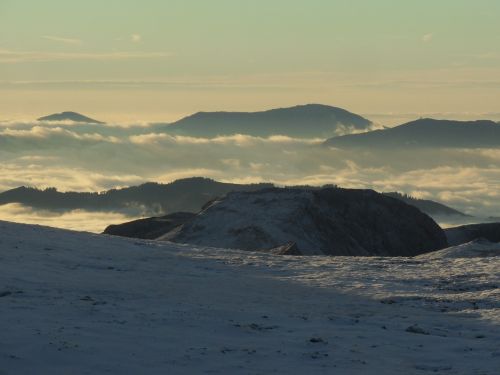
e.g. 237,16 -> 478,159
0,119 -> 499,232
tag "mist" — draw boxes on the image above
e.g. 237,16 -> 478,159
1,119 -> 499,232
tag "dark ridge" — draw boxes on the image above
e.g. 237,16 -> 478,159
0,178 -> 274,215
324,118 -> 500,148
383,192 -> 468,217
162,104 -> 373,138
445,222 -> 500,246
0,178 -> 465,220
37,111 -> 105,124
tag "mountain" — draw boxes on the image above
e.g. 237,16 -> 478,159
162,104 -> 373,138
383,192 -> 468,217
0,178 -> 274,214
160,187 -> 447,256
324,118 -> 500,148
103,212 -> 196,239
444,222 -> 500,246
418,238 -> 500,259
37,111 -> 104,124
2,220 -> 498,373
0,178 -> 466,221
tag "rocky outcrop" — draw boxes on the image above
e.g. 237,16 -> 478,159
159,187 -> 447,256
103,212 -> 195,239
445,222 -> 500,246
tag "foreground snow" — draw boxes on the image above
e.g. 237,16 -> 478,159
0,221 -> 498,374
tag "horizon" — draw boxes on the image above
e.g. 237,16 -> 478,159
2,1 -> 500,122
5,104 -> 500,126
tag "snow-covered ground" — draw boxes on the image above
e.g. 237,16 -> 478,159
0,220 -> 499,374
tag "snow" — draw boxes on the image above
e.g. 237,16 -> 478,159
1,220 -> 499,374
418,239 -> 500,259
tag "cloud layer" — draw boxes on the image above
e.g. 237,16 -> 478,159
1,119 -> 499,232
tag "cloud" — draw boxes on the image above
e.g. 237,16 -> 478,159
1,120 -> 500,220
0,49 -> 171,63
0,203 -> 138,233
422,33 -> 434,43
42,35 -> 82,45
131,34 -> 142,43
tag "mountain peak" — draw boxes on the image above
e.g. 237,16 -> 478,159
37,111 -> 104,124
166,104 -> 372,138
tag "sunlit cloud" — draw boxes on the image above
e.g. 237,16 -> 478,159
1,120 -> 500,219
42,35 -> 82,45
422,33 -> 434,43
0,203 -> 137,233
0,49 -> 171,63
131,34 -> 142,43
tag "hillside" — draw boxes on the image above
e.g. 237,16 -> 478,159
161,187 -> 447,256
0,178 -> 274,215
445,222 -> 500,246
0,178 -> 465,221
1,220 -> 498,374
163,104 -> 373,138
384,192 -> 467,217
324,119 -> 500,148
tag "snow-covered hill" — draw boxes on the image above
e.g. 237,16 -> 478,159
1,220 -> 498,374
161,187 -> 447,256
418,239 -> 500,259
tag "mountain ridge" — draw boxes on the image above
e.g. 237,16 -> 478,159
0,177 -> 467,220
37,111 -> 104,124
324,118 -> 500,148
162,104 -> 373,138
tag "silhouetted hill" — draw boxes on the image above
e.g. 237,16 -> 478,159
324,119 -> 500,148
163,104 -> 373,138
0,178 -> 466,220
384,192 -> 468,217
445,222 -> 500,246
160,187 -> 447,256
37,111 -> 104,124
0,178 -> 274,215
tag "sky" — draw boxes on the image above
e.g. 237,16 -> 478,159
1,0 -> 500,123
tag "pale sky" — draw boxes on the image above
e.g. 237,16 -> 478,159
1,0 -> 500,123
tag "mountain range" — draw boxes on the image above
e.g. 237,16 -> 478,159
161,104 -> 373,138
0,177 -> 466,220
324,118 -> 500,148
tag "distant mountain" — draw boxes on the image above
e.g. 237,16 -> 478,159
0,178 -> 466,221
444,222 -> 500,246
162,104 -> 373,138
37,111 -> 104,124
324,118 -> 500,148
0,178 -> 274,215
383,192 -> 468,217
159,187 -> 447,256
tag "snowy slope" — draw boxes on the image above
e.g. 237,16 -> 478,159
160,188 -> 446,256
1,220 -> 499,374
418,239 -> 500,259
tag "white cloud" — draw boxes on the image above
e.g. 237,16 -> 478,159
0,203 -> 137,233
131,34 -> 142,43
422,33 -> 434,43
1,121 -> 500,219
42,35 -> 82,45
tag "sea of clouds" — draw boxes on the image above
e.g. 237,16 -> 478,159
0,120 -> 499,232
